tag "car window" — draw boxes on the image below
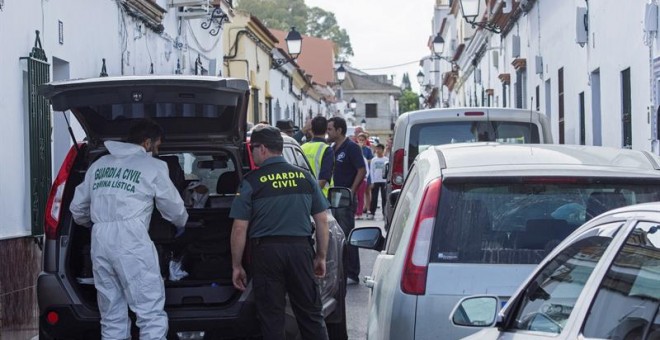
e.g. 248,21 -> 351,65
582,221 -> 660,339
408,121 -> 541,166
386,166 -> 421,254
507,222 -> 622,335
430,180 -> 660,264
174,152 -> 236,195
282,146 -> 296,165
282,144 -> 311,171
292,147 -> 311,171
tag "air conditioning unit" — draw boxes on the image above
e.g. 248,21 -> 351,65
512,35 -> 520,58
535,56 -> 543,75
176,4 -> 210,19
576,7 -> 588,47
645,3 -> 658,33
168,0 -> 208,8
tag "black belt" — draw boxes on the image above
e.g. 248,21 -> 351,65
251,236 -> 311,246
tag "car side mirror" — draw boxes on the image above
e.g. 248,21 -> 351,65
450,296 -> 500,328
328,187 -> 352,209
347,227 -> 384,251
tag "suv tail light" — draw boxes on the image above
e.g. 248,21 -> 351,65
391,148 -> 405,190
401,178 -> 441,295
45,145 -> 80,240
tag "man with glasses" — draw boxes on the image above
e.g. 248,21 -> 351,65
230,125 -> 330,340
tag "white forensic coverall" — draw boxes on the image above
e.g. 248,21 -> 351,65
70,140 -> 188,340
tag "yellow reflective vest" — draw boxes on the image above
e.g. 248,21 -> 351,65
301,141 -> 333,197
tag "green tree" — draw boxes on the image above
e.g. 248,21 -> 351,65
236,0 -> 308,32
307,7 -> 353,57
400,73 -> 412,91
399,89 -> 420,114
236,0 -> 353,58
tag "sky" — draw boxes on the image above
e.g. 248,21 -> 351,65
304,0 -> 436,94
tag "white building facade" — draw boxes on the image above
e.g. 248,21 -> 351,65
430,0 -> 659,151
0,0 -> 233,332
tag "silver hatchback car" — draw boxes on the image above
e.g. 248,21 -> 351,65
350,143 -> 660,340
453,201 -> 660,340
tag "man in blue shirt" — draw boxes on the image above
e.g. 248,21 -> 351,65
230,125 -> 330,339
327,117 -> 366,284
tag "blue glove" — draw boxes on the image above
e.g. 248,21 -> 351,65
175,226 -> 185,238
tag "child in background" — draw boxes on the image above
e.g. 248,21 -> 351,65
369,144 -> 388,219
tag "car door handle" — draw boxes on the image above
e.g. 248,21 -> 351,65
363,276 -> 375,288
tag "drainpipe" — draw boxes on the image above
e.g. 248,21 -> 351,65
645,1 -> 659,153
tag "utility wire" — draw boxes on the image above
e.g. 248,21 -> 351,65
359,59 -> 422,71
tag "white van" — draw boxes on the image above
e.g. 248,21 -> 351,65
385,107 -> 552,226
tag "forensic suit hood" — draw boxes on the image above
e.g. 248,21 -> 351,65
70,140 -> 188,340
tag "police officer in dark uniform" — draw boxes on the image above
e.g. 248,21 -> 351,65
230,125 -> 330,340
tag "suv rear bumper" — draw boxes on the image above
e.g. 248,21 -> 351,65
38,273 -> 259,339
40,305 -> 260,339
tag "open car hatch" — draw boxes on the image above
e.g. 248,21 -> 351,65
39,75 -> 250,145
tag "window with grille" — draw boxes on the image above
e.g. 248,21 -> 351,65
621,68 -> 632,148
558,68 -> 565,144
21,31 -> 51,236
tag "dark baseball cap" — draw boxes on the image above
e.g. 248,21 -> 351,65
251,125 -> 283,150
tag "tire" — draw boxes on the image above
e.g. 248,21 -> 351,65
325,245 -> 348,340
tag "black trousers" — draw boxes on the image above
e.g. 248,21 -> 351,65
332,196 -> 360,281
369,182 -> 387,215
251,237 -> 329,340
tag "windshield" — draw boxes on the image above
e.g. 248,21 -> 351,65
409,121 -> 540,166
430,178 -> 660,265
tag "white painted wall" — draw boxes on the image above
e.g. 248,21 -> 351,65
269,58 -> 299,125
447,0 -> 653,150
1,0 -> 229,238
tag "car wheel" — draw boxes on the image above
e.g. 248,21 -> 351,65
325,245 -> 348,340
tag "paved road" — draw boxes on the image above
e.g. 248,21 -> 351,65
345,215 -> 385,340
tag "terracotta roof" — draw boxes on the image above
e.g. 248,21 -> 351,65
270,29 -> 336,86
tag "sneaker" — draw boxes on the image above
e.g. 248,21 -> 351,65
355,215 -> 364,220
347,277 -> 360,285
366,213 -> 374,220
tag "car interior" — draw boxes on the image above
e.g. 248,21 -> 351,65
430,182 -> 660,266
68,149 -> 243,308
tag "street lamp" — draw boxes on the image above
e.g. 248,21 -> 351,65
417,71 -> 425,85
272,27 -> 304,68
284,27 -> 302,57
459,0 -> 502,34
432,33 -> 445,56
361,119 -> 367,129
350,98 -> 357,110
336,64 -> 346,83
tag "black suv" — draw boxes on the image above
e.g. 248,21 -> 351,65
37,76 -> 347,340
